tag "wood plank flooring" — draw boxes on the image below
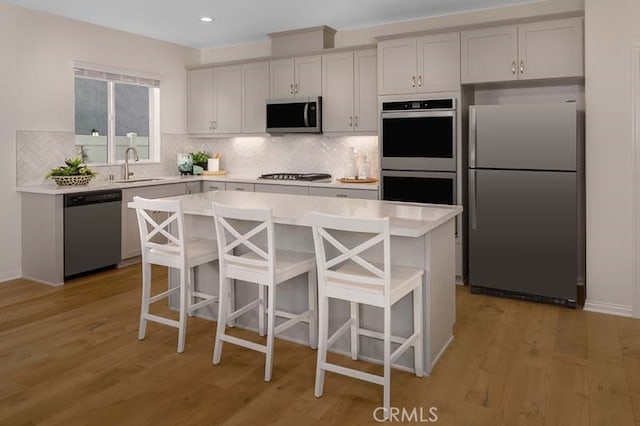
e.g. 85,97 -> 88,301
1,265 -> 639,425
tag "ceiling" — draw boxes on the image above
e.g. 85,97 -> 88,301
3,0 -> 537,49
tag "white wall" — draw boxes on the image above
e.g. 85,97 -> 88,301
0,3 -> 199,281
583,0 -> 640,316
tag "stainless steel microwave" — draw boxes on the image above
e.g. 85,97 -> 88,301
266,96 -> 322,134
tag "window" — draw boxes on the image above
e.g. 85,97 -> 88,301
74,62 -> 160,164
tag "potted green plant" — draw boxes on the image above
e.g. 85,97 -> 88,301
46,156 -> 97,186
191,151 -> 209,169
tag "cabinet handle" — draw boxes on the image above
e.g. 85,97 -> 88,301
411,76 -> 416,87
289,84 -> 294,94
417,75 -> 422,88
213,121 -> 217,130
520,60 -> 524,74
294,83 -> 299,94
348,116 -> 353,127
354,116 -> 358,127
209,121 -> 214,131
336,194 -> 348,198
512,61 -> 516,74
235,187 -> 245,191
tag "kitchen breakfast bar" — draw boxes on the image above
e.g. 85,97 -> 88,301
154,190 -> 462,374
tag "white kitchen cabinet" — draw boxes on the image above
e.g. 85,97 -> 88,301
121,183 -> 187,260
187,68 -> 214,134
242,61 -> 270,133
378,32 -> 460,95
186,181 -> 201,194
255,183 -> 309,195
322,49 -> 377,133
270,55 -> 322,98
187,65 -> 242,135
308,186 -> 378,200
461,17 -> 583,84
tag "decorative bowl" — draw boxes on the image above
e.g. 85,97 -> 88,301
52,175 -> 94,186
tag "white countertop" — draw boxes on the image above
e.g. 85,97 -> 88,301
146,190 -> 462,238
16,174 -> 379,195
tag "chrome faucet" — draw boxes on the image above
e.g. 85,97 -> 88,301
123,146 -> 139,180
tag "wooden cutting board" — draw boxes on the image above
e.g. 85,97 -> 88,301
339,177 -> 378,183
202,170 -> 227,176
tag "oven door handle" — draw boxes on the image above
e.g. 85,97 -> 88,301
381,110 -> 455,119
469,169 -> 478,230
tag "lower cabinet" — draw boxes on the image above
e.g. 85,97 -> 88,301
308,187 -> 378,199
121,183 -> 188,260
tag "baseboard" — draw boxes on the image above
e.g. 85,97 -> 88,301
583,299 -> 632,317
20,275 -> 63,287
430,335 -> 454,373
0,270 -> 22,283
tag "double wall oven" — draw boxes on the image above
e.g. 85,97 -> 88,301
380,98 -> 457,207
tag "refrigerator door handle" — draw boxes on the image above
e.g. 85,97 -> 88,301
469,169 -> 478,230
469,107 -> 477,168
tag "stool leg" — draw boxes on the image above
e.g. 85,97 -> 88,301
383,305 -> 391,420
308,267 -> 317,349
314,287 -> 328,397
264,285 -> 276,382
350,302 -> 359,360
138,260 -> 151,340
188,267 -> 196,318
213,277 -> 229,364
227,279 -> 236,328
258,286 -> 266,336
413,284 -> 424,378
177,268 -> 188,353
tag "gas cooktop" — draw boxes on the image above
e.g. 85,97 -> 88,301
259,173 -> 332,182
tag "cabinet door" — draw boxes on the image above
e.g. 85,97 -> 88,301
203,181 -> 226,192
354,49 -> 378,133
213,65 -> 242,133
186,182 -> 201,194
242,61 -> 270,133
226,182 -> 255,192
322,52 -> 355,133
295,55 -> 322,97
270,59 -> 295,98
518,17 -> 584,80
461,25 -> 518,84
187,68 -> 214,134
417,32 -> 460,93
377,38 -> 417,95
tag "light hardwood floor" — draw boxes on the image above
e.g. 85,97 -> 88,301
1,265 -> 639,425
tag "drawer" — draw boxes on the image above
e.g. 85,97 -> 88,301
226,182 -> 255,192
255,183 -> 309,195
308,187 -> 378,199
203,182 -> 226,192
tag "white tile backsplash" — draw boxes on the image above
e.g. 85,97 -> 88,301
16,131 -> 379,186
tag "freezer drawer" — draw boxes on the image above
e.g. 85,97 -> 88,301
468,169 -> 577,303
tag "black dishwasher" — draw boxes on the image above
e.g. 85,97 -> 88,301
64,189 -> 122,279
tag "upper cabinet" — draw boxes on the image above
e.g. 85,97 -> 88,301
377,32 -> 460,95
187,65 -> 242,135
322,49 -> 377,133
270,55 -> 322,98
461,17 -> 584,84
241,61 -> 270,133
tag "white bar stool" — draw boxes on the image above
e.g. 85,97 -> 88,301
310,212 -> 424,419
211,202 -> 317,382
132,196 -> 219,353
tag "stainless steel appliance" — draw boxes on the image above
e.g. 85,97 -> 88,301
468,102 -> 579,307
259,173 -> 331,182
64,189 -> 122,279
380,98 -> 457,206
266,96 -> 322,134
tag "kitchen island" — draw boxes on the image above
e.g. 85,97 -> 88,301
156,190 -> 462,375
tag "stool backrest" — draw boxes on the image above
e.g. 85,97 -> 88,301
132,196 -> 186,265
212,202 -> 275,281
311,212 -> 391,295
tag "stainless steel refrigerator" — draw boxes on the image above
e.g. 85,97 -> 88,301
468,102 -> 578,307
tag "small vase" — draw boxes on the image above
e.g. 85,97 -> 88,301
177,153 -> 193,175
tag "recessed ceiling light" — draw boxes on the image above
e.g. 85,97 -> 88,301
200,17 -> 214,23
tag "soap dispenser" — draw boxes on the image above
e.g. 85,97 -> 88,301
344,147 -> 357,179
358,154 -> 371,180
